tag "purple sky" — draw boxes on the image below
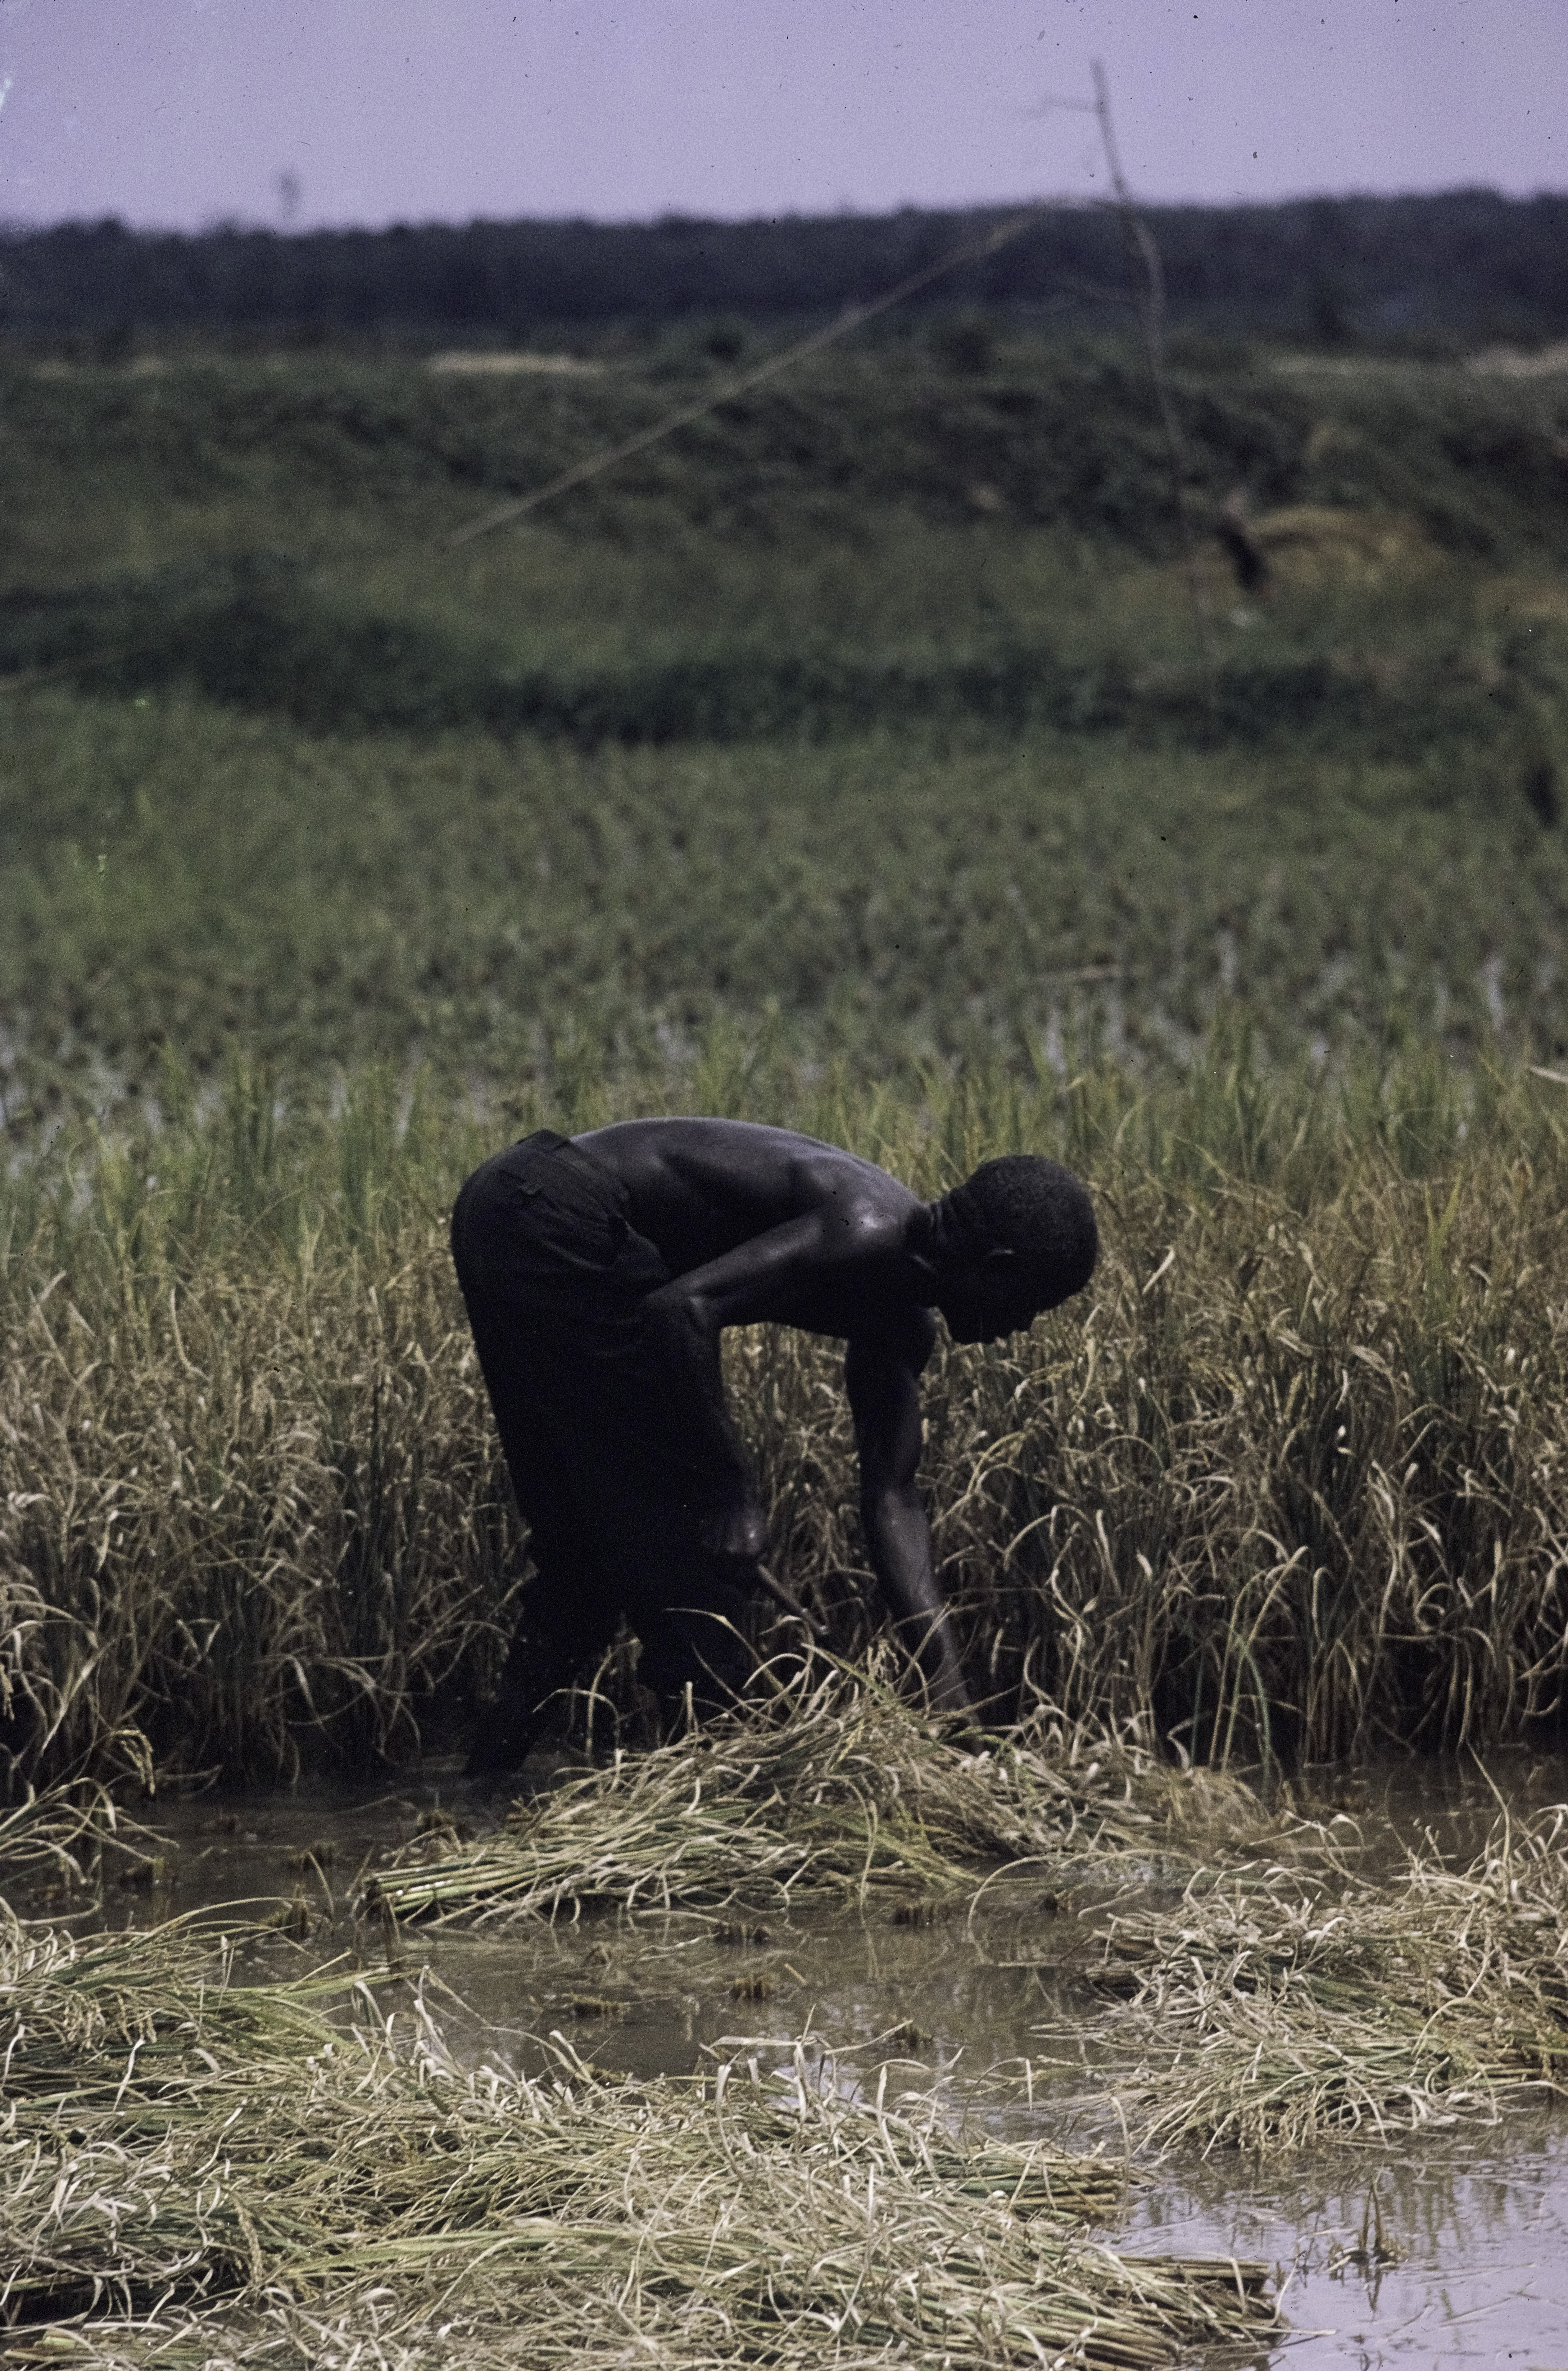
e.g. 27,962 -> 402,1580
1,1 -> 1562,231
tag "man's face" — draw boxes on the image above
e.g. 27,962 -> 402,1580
935,1250 -> 1044,1345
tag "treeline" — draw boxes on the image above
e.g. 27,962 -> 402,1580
4,189 -> 1567,350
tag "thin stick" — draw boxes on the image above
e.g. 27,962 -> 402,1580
443,208 -> 1052,548
1091,60 -> 1216,675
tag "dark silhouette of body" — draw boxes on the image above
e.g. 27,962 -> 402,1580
452,1119 -> 1097,1774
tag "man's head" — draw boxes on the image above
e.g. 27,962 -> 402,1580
917,1155 -> 1098,1343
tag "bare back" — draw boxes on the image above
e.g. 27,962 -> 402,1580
572,1118 -> 929,1341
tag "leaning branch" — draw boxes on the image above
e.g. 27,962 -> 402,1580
443,208 -> 1052,548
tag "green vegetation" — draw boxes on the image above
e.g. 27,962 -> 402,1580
3,337 -> 1568,1121
2,334 -> 1567,1786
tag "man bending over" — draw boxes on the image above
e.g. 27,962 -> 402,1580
451,1119 -> 1098,1775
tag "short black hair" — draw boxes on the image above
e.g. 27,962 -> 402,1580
935,1155 -> 1098,1307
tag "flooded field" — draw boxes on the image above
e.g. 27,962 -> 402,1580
78,1747 -> 1568,2370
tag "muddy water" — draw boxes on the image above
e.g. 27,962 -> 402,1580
103,1751 -> 1568,2369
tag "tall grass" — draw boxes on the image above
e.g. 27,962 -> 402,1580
5,1031 -> 1568,1790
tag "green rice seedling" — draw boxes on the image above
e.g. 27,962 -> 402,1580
1053,1802 -> 1568,2151
0,1908 -> 1276,2366
364,1660 -> 1256,1928
4,619 -> 1567,1129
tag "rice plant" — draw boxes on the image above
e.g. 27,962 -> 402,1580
0,1782 -> 131,1905
6,1038 -> 1568,1788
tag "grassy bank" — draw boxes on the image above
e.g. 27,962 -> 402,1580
4,1040 -> 1568,1789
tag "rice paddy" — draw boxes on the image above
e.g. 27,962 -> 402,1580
5,326 -> 1568,2361
4,336 -> 1568,1124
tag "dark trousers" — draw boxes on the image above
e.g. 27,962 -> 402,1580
451,1131 -> 754,1772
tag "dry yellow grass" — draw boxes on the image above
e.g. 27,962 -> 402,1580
1043,1802 -> 1568,2152
6,1046 -> 1568,1789
0,1908 -> 1277,2367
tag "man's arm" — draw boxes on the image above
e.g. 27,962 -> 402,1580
642,1202 -> 906,1563
844,1317 -> 970,1714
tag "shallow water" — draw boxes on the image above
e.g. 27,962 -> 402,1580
92,1749 -> 1568,2368
1128,2125 -> 1568,2370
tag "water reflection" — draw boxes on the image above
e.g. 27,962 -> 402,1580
1125,2127 -> 1568,2369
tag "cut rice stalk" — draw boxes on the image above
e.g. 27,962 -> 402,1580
1053,1802 -> 1568,2150
368,1660 -> 1267,1927
0,1909 -> 1278,2365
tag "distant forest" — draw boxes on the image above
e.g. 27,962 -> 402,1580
3,190 -> 1566,352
